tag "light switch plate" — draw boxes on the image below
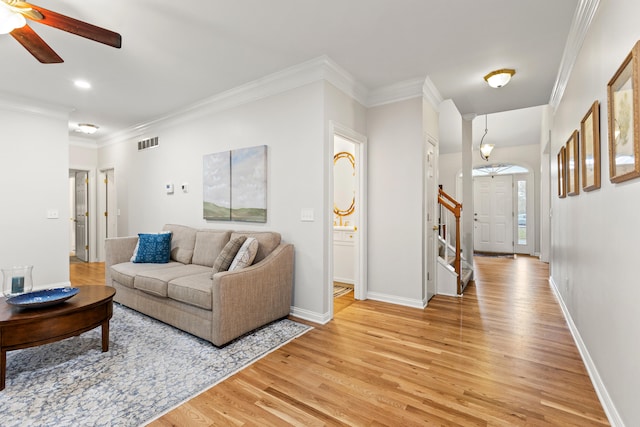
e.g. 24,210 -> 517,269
300,208 -> 314,222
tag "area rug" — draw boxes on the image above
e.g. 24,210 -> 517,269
0,304 -> 312,427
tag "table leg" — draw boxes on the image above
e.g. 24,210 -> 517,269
101,321 -> 110,352
1,348 -> 6,391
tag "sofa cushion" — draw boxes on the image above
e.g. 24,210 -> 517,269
110,261 -> 182,288
191,230 -> 231,267
229,237 -> 259,271
212,236 -> 246,274
134,264 -> 211,297
162,224 -> 197,264
131,232 -> 172,263
230,232 -> 281,263
168,272 -> 214,310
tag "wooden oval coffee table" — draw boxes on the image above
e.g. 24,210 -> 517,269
0,285 -> 116,391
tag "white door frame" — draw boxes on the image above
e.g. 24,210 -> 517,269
97,167 -> 118,262
424,137 -> 438,304
457,164 -> 535,255
328,122 -> 367,317
69,166 -> 97,262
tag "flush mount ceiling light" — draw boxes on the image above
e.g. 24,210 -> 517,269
483,68 -> 515,88
76,123 -> 99,134
479,115 -> 494,161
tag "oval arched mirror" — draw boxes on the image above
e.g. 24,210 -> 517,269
334,151 -> 355,224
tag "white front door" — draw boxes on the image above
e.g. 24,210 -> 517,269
474,175 -> 514,253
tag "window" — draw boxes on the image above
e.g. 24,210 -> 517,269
517,180 -> 526,245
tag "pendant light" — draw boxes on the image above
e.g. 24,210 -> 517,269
479,115 -> 494,161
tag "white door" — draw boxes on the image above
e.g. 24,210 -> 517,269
75,171 -> 89,262
425,140 -> 437,302
473,175 -> 514,253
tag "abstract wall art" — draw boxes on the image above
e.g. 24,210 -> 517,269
203,145 -> 267,222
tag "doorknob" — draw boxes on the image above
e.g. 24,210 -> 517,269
432,226 -> 439,230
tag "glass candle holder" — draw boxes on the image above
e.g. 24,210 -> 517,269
2,265 -> 33,298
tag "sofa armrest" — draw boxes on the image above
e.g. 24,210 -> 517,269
211,243 -> 294,346
104,236 -> 138,285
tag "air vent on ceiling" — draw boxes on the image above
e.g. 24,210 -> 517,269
137,137 -> 159,151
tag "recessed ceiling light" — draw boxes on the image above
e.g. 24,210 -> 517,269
74,80 -> 92,89
76,123 -> 99,134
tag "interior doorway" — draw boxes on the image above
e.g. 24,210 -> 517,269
69,169 -> 89,263
97,168 -> 117,262
330,123 -> 367,316
424,138 -> 437,303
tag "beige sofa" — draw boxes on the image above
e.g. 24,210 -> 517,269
105,224 -> 294,346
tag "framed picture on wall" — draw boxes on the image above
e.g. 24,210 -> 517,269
581,101 -> 601,191
566,130 -> 579,196
607,40 -> 640,183
558,146 -> 566,198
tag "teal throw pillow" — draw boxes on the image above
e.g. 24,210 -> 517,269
131,232 -> 172,263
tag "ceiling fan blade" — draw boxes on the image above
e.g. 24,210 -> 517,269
25,3 -> 122,49
10,25 -> 63,63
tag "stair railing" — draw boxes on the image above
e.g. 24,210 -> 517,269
437,188 -> 462,294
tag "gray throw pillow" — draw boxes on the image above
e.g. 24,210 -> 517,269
212,236 -> 247,274
229,237 -> 259,271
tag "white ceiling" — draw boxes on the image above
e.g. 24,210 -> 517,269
0,0 -> 579,144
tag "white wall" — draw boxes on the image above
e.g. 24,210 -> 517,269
550,1 -> 640,424
98,82 -> 331,319
0,95 -> 70,289
367,97 -> 424,306
70,140 -> 99,167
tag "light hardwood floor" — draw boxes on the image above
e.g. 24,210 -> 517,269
71,256 -> 609,426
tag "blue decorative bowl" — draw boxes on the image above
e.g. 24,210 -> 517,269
6,287 -> 79,308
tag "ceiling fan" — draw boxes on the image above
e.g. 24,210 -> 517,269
0,0 -> 121,63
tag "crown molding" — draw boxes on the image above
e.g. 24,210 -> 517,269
321,56 -> 369,106
0,91 -> 71,120
98,57 -> 441,146
367,78 -> 424,107
99,56 -> 370,146
549,0 -> 601,111
422,77 -> 444,111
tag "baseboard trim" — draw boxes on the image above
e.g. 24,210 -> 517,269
548,277 -> 624,426
366,291 -> 426,309
289,306 -> 330,325
333,277 -> 354,285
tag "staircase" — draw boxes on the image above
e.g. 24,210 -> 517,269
436,188 -> 473,296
